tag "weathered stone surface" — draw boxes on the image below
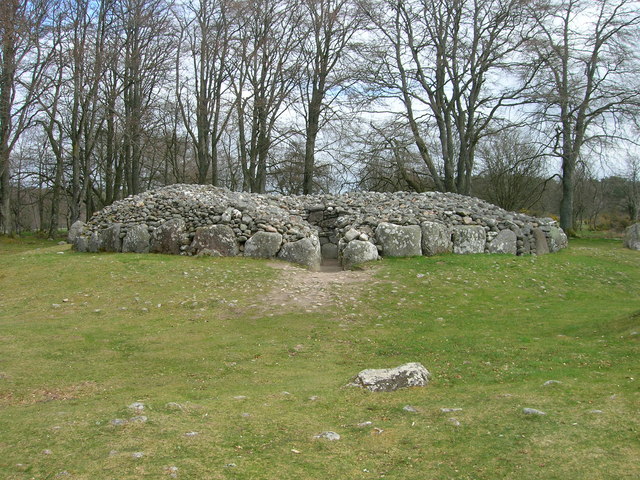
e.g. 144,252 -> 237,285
122,224 -> 150,253
350,362 -> 431,392
244,231 -> 282,259
67,220 -> 85,244
548,227 -> 568,253
624,223 -> 640,250
191,225 -> 239,256
487,229 -> 517,254
341,240 -> 378,269
452,226 -> 486,254
276,237 -> 321,268
99,224 -> 122,252
150,219 -> 185,255
73,235 -> 89,253
375,223 -> 422,257
421,221 -> 452,256
75,184 -> 567,264
532,228 -> 549,255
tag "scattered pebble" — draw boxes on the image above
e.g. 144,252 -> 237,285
132,452 -> 144,459
448,418 -> 461,426
128,402 -> 145,411
42,449 -> 53,455
291,449 -> 301,454
224,463 -> 237,468
165,465 -> 179,478
523,408 -> 546,416
314,431 -> 340,441
166,402 -> 183,410
440,408 -> 462,413
240,412 -> 251,418
110,418 -> 127,426
184,431 -> 199,437
589,409 -> 604,414
543,380 -> 562,386
109,450 -> 119,456
357,421 -> 373,428
373,427 -> 384,435
403,405 -> 418,413
233,395 -> 247,400
129,415 -> 147,423
308,395 -> 319,401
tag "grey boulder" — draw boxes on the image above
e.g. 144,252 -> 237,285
350,362 -> 431,392
99,224 -> 122,252
624,223 -> 640,250
375,223 -> 422,257
191,225 -> 239,256
67,220 -> 85,244
276,236 -> 321,269
452,225 -> 486,254
532,228 -> 549,255
421,221 -> 452,256
150,219 -> 185,255
122,224 -> 150,253
244,231 -> 283,259
341,240 -> 378,270
487,229 -> 517,254
548,227 -> 568,252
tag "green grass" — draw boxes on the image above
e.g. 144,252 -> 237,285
0,235 -> 638,479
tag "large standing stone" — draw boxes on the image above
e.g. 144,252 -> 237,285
349,362 -> 431,392
191,225 -> 239,256
547,227 -> 568,253
72,235 -> 89,253
276,237 -> 321,269
99,224 -> 122,252
624,223 -> 640,250
452,226 -> 486,254
150,219 -> 185,255
487,229 -> 517,254
341,240 -> 378,270
67,220 -> 85,244
375,223 -> 422,257
420,221 -> 452,256
122,224 -> 150,253
87,232 -> 100,253
532,228 -> 549,255
244,231 -> 282,259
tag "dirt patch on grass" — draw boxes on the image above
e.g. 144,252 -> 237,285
0,381 -> 99,407
264,261 -> 377,313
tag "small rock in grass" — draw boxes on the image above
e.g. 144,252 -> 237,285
55,471 -> 70,477
166,402 -> 183,410
314,431 -> 340,441
132,452 -> 144,459
240,412 -> 251,418
440,408 -> 462,413
357,421 -> 373,428
403,405 -> 418,413
128,402 -> 145,411
165,465 -> 179,478
523,408 -> 546,416
129,416 -> 147,423
110,418 -> 128,426
233,395 -> 247,400
42,449 -> 53,455
589,409 -> 604,414
543,380 -> 562,386
224,463 -> 237,468
448,418 -> 461,426
108,450 -> 119,456
184,431 -> 199,437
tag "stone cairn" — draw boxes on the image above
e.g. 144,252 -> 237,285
70,184 -> 568,269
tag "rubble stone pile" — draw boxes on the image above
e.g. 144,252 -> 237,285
70,184 -> 568,269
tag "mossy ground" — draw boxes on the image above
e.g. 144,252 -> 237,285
0,236 -> 638,479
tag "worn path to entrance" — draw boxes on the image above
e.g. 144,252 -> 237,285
266,261 -> 376,313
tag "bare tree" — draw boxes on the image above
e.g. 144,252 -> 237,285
0,0 -> 52,233
526,0 -> 640,232
177,0 -> 234,186
362,0 -> 534,195
299,0 -> 363,194
230,0 -> 304,193
475,130 -> 549,211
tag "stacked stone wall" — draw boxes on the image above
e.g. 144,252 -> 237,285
71,184 -> 568,269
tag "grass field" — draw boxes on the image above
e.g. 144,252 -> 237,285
0,235 -> 638,479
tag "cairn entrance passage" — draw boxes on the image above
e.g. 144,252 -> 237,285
70,184 -> 568,269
